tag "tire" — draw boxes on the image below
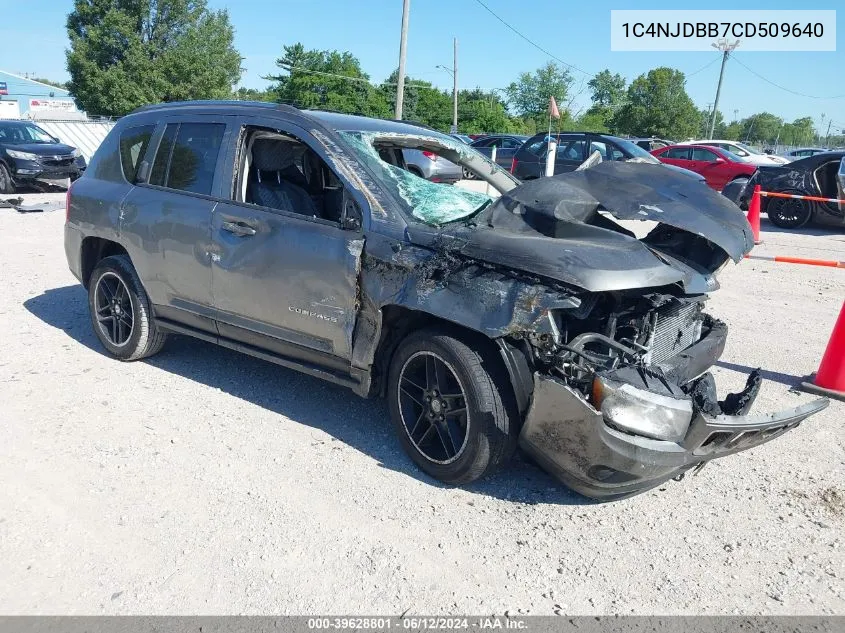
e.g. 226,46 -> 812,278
88,254 -> 167,361
462,167 -> 476,180
387,328 -> 519,485
0,162 -> 15,194
767,196 -> 812,229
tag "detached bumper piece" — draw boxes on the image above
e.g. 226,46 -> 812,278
519,370 -> 828,501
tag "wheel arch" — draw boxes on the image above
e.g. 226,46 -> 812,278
80,237 -> 129,288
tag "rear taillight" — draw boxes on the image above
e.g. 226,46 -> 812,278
65,180 -> 73,223
422,151 -> 437,161
510,157 -> 517,173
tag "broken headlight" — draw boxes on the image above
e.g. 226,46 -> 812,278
593,376 -> 693,443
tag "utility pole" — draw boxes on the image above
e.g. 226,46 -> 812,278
451,38 -> 458,134
825,120 -> 832,147
394,0 -> 411,120
708,39 -> 740,138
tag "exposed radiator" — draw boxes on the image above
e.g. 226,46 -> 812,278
646,302 -> 704,364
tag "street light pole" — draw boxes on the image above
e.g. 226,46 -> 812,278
394,0 -> 411,120
451,37 -> 458,134
708,39 -> 739,138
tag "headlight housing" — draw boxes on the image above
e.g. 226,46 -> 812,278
6,149 -> 40,161
71,148 -> 80,158
593,376 -> 693,442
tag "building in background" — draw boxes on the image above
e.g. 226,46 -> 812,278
0,70 -> 85,120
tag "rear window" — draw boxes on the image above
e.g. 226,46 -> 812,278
119,124 -> 155,182
149,122 -> 225,195
692,148 -> 718,161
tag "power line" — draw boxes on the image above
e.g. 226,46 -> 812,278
685,55 -> 721,78
731,56 -> 845,100
472,0 -> 593,77
274,64 -> 443,90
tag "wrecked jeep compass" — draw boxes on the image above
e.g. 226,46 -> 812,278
64,101 -> 828,500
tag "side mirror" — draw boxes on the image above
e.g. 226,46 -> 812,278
837,157 -> 845,194
713,157 -> 725,164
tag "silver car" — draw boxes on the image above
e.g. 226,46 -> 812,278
403,148 -> 462,183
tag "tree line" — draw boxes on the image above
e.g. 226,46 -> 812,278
65,0 -> 843,147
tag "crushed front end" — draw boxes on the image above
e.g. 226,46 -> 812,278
517,291 -> 828,500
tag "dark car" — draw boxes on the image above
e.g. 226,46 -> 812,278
64,101 -> 827,500
0,120 -> 86,193
468,134 -> 528,175
725,151 -> 845,229
629,137 -> 673,152
651,144 -> 757,192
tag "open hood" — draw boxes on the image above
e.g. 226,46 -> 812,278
412,162 -> 755,293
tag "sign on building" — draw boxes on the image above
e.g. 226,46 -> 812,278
29,98 -> 78,113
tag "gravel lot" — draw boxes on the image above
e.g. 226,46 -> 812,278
1,191 -> 843,615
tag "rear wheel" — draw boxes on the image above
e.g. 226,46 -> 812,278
767,197 -> 812,229
88,255 -> 167,361
462,167 -> 476,180
387,329 -> 519,485
0,163 -> 15,194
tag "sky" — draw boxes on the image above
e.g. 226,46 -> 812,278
2,0 -> 843,134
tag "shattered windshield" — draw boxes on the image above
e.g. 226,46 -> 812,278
339,131 -> 493,226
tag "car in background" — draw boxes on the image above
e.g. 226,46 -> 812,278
510,132 -> 705,184
468,134 -> 529,175
449,133 -> 474,144
724,151 -> 845,229
0,120 -> 87,193
628,137 -> 673,152
402,148 -> 462,184
781,147 -> 829,162
679,139 -> 789,166
651,144 -> 756,192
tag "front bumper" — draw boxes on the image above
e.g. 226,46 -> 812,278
518,322 -> 829,500
9,158 -> 83,189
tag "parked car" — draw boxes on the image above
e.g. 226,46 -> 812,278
449,133 -> 474,144
679,139 -> 790,166
510,132 -> 705,184
651,144 -> 757,191
403,148 -> 462,183
0,120 -> 87,193
65,101 -> 827,500
724,152 -> 845,229
781,147 -> 829,162
467,134 -> 529,176
628,137 -> 673,152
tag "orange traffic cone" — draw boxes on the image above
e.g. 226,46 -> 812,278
746,184 -> 763,245
802,301 -> 845,402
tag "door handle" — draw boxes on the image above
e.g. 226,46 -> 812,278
221,220 -> 257,237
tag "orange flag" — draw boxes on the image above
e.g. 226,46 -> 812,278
549,96 -> 560,120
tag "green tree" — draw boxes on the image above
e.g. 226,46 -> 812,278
504,62 -> 573,129
32,77 -> 69,90
723,121 -> 743,141
740,112 -> 783,144
232,86 -> 274,102
588,69 -> 626,108
266,43 -> 390,117
613,67 -> 701,140
66,0 -> 242,117
701,108 -> 727,138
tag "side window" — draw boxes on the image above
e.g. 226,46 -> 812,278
523,137 -> 547,156
666,147 -> 691,160
501,138 -> 521,149
692,148 -> 718,161
149,122 -> 225,195
558,140 -> 586,160
118,124 -> 155,182
234,126 -> 347,224
728,145 -> 748,156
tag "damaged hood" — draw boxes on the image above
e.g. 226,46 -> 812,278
411,162 -> 755,293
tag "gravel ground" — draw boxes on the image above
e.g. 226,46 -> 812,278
1,192 -> 843,615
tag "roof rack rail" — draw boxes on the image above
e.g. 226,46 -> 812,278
131,100 -> 301,115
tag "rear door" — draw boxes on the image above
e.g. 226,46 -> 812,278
553,136 -> 587,174
656,146 -> 692,168
120,116 -> 233,333
209,116 -> 365,364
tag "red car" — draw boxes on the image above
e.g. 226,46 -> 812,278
651,144 -> 757,191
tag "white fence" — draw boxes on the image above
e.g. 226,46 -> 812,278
36,119 -> 115,162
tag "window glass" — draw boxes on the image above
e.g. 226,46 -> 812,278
119,124 -> 155,182
501,138 -> 521,149
692,147 -> 718,161
590,141 -> 626,161
557,140 -> 585,161
150,123 -> 177,186
149,122 -> 225,195
665,147 -> 690,159
523,137 -> 547,155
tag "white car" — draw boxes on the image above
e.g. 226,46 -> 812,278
679,140 -> 790,165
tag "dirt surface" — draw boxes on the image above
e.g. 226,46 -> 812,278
1,192 -> 843,615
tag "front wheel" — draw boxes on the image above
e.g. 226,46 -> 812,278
767,197 -> 812,229
0,163 -> 15,194
387,329 -> 519,485
88,254 -> 167,361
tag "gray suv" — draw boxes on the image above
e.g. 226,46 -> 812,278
65,101 -> 826,500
